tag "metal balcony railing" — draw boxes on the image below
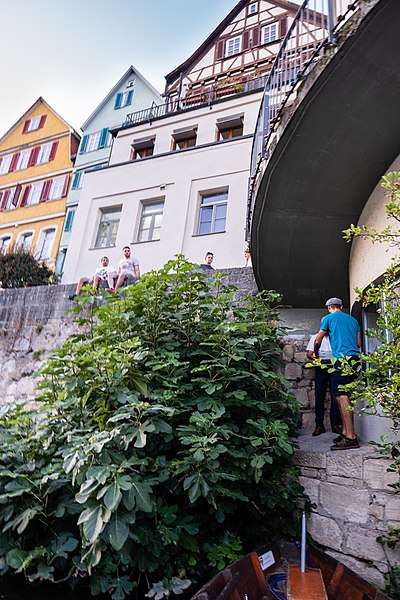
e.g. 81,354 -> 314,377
247,0 -> 361,238
124,74 -> 270,127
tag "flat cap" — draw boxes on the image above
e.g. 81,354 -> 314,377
325,297 -> 343,306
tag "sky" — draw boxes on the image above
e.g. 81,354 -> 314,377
0,0 -> 237,135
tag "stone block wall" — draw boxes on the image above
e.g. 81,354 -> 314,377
295,437 -> 400,588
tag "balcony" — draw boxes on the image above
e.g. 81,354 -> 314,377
123,74 -> 269,128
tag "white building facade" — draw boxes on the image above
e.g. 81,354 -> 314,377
62,0 -> 302,281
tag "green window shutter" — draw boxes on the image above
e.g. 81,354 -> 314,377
114,93 -> 123,109
98,128 -> 109,149
79,135 -> 89,154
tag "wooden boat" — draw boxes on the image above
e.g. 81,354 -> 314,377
191,541 -> 390,600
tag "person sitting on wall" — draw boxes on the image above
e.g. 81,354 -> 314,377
68,256 -> 117,300
199,252 -> 214,271
306,333 -> 342,437
114,246 -> 140,290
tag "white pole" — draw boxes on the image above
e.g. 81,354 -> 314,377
301,511 -> 306,573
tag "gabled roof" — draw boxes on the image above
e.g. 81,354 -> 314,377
81,65 -> 162,131
0,96 -> 81,146
165,0 -> 301,85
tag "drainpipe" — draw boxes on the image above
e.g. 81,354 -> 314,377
177,72 -> 184,111
327,0 -> 336,44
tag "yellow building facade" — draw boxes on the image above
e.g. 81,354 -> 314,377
0,98 -> 80,269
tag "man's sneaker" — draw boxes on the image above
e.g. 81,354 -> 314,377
68,294 -> 77,301
331,437 -> 359,451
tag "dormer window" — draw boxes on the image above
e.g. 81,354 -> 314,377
225,36 -> 242,57
248,2 -> 258,15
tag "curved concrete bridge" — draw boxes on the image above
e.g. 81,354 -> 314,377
249,0 -> 400,308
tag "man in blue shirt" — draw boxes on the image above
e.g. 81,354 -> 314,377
314,297 -> 361,451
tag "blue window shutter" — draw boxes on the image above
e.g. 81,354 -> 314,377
98,128 -> 109,149
79,135 -> 89,154
126,90 -> 134,106
64,209 -> 75,232
114,93 -> 123,109
71,171 -> 82,189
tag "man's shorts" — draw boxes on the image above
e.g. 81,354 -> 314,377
330,357 -> 358,397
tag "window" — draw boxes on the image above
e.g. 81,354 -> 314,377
172,127 -> 197,151
87,131 -> 101,153
198,191 -> 228,235
23,115 -> 46,132
225,36 -> 242,57
216,115 -> 244,140
261,22 -> 278,45
17,231 -> 33,252
49,176 -> 65,200
37,143 -> 52,164
37,228 -> 55,260
248,2 -> 257,15
64,209 -> 75,233
0,187 -> 20,211
131,137 -> 155,160
94,206 -> 121,248
71,170 -> 84,190
79,128 -> 110,154
0,236 -> 11,254
16,150 -> 30,171
0,155 -> 12,175
137,201 -> 164,242
114,91 -> 134,109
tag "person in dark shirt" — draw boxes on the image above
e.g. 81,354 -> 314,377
200,252 -> 214,271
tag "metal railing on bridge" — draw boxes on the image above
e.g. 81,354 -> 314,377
247,0 -> 360,238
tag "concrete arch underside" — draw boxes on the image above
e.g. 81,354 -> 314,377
251,0 -> 400,309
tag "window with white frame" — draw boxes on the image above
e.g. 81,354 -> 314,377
225,36 -> 242,57
37,228 -> 55,260
248,2 -> 258,15
15,150 -> 30,171
94,206 -> 121,248
0,236 -> 11,254
27,182 -> 43,206
27,116 -> 41,131
197,191 -> 228,235
17,231 -> 33,252
261,22 -> 278,45
49,176 -> 65,200
4,188 -> 17,211
87,131 -> 101,153
0,155 -> 12,175
137,201 -> 164,242
36,143 -> 52,165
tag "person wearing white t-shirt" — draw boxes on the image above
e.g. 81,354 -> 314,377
115,246 -> 140,290
306,334 -> 342,437
69,256 -> 117,300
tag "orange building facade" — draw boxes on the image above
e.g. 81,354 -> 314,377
0,98 -> 80,269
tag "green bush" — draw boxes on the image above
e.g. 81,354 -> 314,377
0,257 -> 304,599
0,248 -> 52,288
